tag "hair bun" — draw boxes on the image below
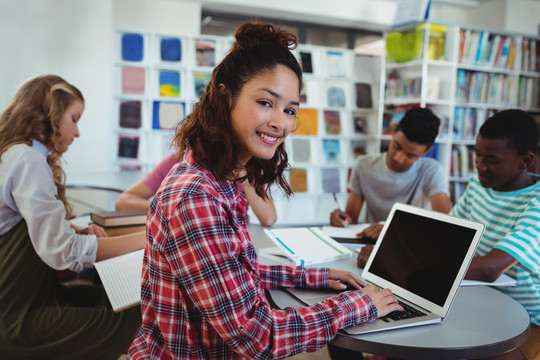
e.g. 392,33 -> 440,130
234,22 -> 298,51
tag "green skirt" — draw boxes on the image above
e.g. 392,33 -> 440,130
0,220 -> 141,360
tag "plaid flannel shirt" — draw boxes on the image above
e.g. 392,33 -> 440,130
128,150 -> 377,359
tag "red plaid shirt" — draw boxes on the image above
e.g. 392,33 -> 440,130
128,150 -> 377,359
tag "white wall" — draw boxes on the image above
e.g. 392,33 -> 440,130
0,0 -> 201,175
502,0 -> 540,35
0,0 -> 112,174
430,0 -> 540,36
113,0 -> 201,36
198,0 -> 397,31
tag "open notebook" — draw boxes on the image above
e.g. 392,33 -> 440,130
287,203 -> 485,334
94,249 -> 143,312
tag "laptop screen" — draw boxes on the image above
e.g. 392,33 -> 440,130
368,209 -> 477,307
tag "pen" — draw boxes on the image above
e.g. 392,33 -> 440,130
332,192 -> 346,221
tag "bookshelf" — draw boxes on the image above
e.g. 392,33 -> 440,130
113,30 -> 231,172
280,45 -> 383,223
383,23 -> 540,202
113,30 -> 383,224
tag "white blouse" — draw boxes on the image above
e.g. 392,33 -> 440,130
0,140 -> 97,272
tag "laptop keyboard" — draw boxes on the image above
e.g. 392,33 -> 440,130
380,300 -> 427,322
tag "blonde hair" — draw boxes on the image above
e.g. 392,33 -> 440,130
0,75 -> 84,217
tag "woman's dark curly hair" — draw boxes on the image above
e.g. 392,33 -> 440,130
172,22 -> 303,199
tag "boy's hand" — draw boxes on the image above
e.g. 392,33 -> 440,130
357,245 -> 374,268
357,223 -> 383,240
330,209 -> 352,227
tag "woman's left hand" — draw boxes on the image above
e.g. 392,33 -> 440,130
328,268 -> 366,291
76,224 -> 108,237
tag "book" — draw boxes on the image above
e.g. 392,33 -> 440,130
160,37 -> 182,62
487,35 -> 501,66
121,66 -> 146,95
119,101 -> 142,129
94,249 -> 144,312
326,85 -> 346,107
121,33 -> 144,62
324,110 -> 341,135
194,72 -> 211,97
291,138 -> 311,163
159,70 -> 180,97
507,41 -> 516,69
391,0 -> 430,28
353,114 -> 368,135
326,51 -> 346,78
459,29 -> 471,63
195,39 -> 216,67
299,51 -> 313,73
295,108 -> 318,135
321,167 -> 340,193
118,135 -> 140,159
90,209 -> 148,227
289,168 -> 308,193
152,101 -> 185,130
322,139 -> 340,163
355,83 -> 373,108
495,36 -> 512,68
102,224 -> 146,236
262,227 -> 352,266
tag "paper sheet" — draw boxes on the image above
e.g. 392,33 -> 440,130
94,249 -> 143,312
321,224 -> 372,239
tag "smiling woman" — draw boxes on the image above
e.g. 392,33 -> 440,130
229,65 -> 300,165
128,21 -> 402,360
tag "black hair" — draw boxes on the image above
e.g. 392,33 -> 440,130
174,22 -> 303,198
479,109 -> 539,155
395,107 -> 440,147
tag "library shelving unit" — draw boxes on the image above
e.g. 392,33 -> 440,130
382,22 -> 540,202
113,30 -> 231,173
112,30 -> 383,224
279,45 -> 383,224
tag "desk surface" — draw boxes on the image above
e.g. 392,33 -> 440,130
248,224 -> 531,360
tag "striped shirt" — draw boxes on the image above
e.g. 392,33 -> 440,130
451,173 -> 540,325
128,149 -> 377,360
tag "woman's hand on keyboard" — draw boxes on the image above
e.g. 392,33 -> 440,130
328,269 -> 366,291
362,286 -> 404,318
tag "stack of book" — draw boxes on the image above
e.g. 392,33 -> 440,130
90,209 -> 148,236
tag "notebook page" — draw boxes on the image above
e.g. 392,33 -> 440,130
94,249 -> 144,312
264,227 -> 351,266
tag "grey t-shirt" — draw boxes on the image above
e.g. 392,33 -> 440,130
349,152 -> 448,222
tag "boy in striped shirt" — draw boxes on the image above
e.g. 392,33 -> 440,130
450,109 -> 540,360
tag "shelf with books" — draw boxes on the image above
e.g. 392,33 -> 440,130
274,45 -> 383,223
383,23 -> 540,203
113,30 -> 229,172
112,31 -> 383,224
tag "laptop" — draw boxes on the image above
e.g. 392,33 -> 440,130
286,202 -> 484,334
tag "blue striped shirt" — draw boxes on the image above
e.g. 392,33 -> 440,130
451,173 -> 540,325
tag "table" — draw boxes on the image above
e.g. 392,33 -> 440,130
248,224 -> 531,360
